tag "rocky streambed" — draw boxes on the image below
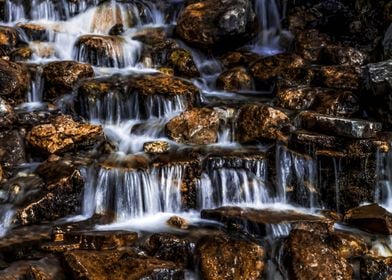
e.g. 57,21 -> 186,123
0,0 -> 391,279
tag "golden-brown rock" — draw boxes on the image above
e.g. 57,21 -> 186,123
216,67 -> 253,91
0,58 -> 30,101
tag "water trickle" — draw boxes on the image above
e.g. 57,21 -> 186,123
28,65 -> 44,103
375,149 -> 392,211
0,205 -> 15,237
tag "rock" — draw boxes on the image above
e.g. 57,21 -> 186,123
283,229 -> 353,280
0,130 -> 26,176
276,87 -> 359,117
42,61 -> 94,100
329,232 -> 368,259
143,141 -> 170,154
216,67 -> 253,91
384,23 -> 392,59
320,65 -> 362,90
360,255 -> 392,280
344,204 -> 392,235
236,104 -> 291,143
9,47 -> 32,62
219,51 -> 261,69
319,45 -> 367,66
17,23 -> 49,41
0,26 -> 19,55
144,233 -> 193,267
166,216 -> 189,229
201,206 -> 329,237
0,59 -> 29,101
295,29 -> 331,62
297,111 -> 382,138
176,0 -> 257,50
108,23 -> 124,36
0,97 -> 15,128
196,234 -> 264,280
30,42 -> 55,58
166,48 -> 199,78
63,250 -> 184,280
27,115 -> 104,155
165,108 -> 219,145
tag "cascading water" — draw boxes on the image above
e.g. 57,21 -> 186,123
376,149 -> 392,211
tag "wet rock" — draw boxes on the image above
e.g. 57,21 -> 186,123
166,216 -> 189,229
320,65 -> 362,90
283,229 -> 353,280
275,67 -> 316,91
0,59 -> 29,102
216,67 -> 253,92
360,255 -> 392,280
109,23 -> 124,36
17,23 -> 49,41
319,45 -> 367,66
276,87 -> 359,117
63,250 -> 184,280
9,47 -> 32,62
143,141 -> 170,154
295,29 -> 331,63
201,206 -> 329,237
330,232 -> 368,259
0,130 -> 26,176
166,108 -> 219,145
297,111 -> 382,138
27,115 -> 104,155
144,233 -> 193,268
344,204 -> 392,235
176,0 -> 257,50
384,24 -> 392,59
196,234 -> 264,280
166,48 -> 199,78
219,51 -> 261,69
42,61 -> 94,100
30,42 -> 55,58
236,104 -> 291,143
0,26 -> 19,55
0,97 -> 15,128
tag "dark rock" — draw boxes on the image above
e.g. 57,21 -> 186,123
9,47 -> 32,62
219,51 -> 261,69
63,250 -> 184,280
166,108 -> 220,145
17,23 -> 49,41
42,61 -> 94,100
319,45 -> 367,66
166,48 -> 199,78
344,204 -> 392,235
0,59 -> 29,102
297,111 -> 382,138
295,29 -> 331,63
216,67 -> 253,91
0,130 -> 26,176
196,234 -> 264,280
236,104 -> 291,143
0,97 -> 15,128
320,65 -> 362,90
384,23 -> 392,59
360,255 -> 392,280
27,115 -> 104,155
166,216 -> 189,229
176,0 -> 257,50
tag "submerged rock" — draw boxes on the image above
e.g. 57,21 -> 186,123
166,108 -> 220,145
176,0 -> 257,50
196,234 -> 264,280
27,115 -> 104,155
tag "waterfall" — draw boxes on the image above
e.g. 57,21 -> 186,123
375,149 -> 392,211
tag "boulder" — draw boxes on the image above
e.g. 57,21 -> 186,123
320,65 -> 362,90
0,59 -> 29,102
166,48 -> 199,78
166,108 -> 219,145
0,26 -> 19,55
42,61 -> 94,100
319,45 -> 367,66
9,47 -> 32,62
63,250 -> 184,280
27,115 -> 104,155
143,141 -> 170,154
216,67 -> 253,91
0,130 -> 26,176
0,97 -> 15,129
344,204 -> 392,235
384,23 -> 392,59
295,29 -> 331,63
196,234 -> 264,280
176,0 -> 257,50
360,255 -> 392,280
236,104 -> 291,143
297,111 -> 382,138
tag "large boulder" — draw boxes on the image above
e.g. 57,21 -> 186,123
42,61 -> 94,100
0,59 -> 29,102
166,108 -> 220,145
176,0 -> 257,50
236,104 -> 291,143
196,234 -> 264,280
27,115 -> 104,155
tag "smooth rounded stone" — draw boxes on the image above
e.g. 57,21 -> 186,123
166,216 -> 189,229
143,141 -> 170,154
165,108 -> 220,145
344,204 -> 392,235
297,111 -> 382,139
276,86 -> 359,117
0,97 -> 15,128
0,130 -> 26,175
0,25 -> 19,55
0,59 -> 29,101
216,67 -> 253,92
166,48 -> 199,78
176,0 -> 257,50
360,255 -> 392,280
319,45 -> 367,66
283,229 -> 353,280
27,115 -> 104,155
201,206 -> 329,237
144,233 -> 193,268
236,104 -> 291,143
63,249 -> 184,280
196,234 -> 264,280
16,23 -> 49,41
320,65 -> 362,90
384,23 -> 392,59
295,29 -> 331,62
42,61 -> 94,100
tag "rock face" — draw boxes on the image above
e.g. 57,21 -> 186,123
196,234 -> 264,280
166,108 -> 220,145
27,115 -> 104,155
236,104 -> 291,143
343,204 -> 392,235
0,59 -> 29,102
176,0 -> 257,50
42,61 -> 94,100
